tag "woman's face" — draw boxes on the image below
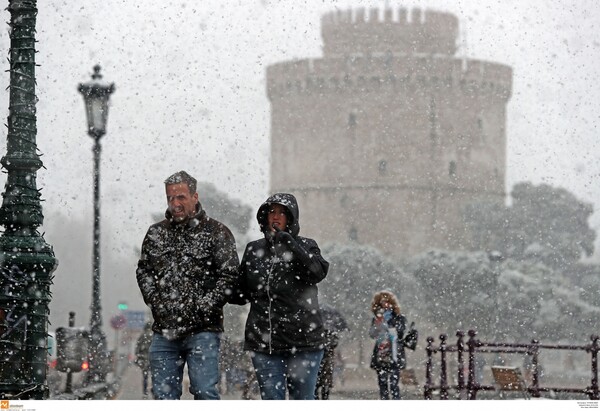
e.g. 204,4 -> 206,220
381,298 -> 392,311
267,203 -> 288,232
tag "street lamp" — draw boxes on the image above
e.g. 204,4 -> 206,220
78,65 -> 115,383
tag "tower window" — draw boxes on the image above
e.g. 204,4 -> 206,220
348,113 -> 357,127
340,194 -> 349,208
349,227 -> 358,242
449,161 -> 457,177
478,117 -> 486,143
379,160 -> 387,175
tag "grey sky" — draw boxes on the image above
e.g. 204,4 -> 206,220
0,0 -> 599,326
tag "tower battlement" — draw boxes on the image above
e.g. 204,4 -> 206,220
322,7 -> 459,57
267,56 -> 512,101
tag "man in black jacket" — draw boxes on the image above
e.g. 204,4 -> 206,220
136,170 -> 239,400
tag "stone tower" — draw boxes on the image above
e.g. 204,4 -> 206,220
267,7 -> 512,256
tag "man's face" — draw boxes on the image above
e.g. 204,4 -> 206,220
166,183 -> 198,223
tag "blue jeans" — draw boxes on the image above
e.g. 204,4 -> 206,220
251,350 -> 324,400
149,332 -> 221,400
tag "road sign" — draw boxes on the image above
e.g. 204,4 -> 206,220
110,314 -> 127,330
124,310 -> 146,330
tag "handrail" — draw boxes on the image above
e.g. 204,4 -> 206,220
424,330 -> 600,400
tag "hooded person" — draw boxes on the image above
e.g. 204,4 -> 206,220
231,193 -> 329,400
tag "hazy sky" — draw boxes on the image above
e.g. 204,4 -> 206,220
0,0 -> 599,330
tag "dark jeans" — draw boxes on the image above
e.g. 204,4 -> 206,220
251,350 -> 323,400
376,367 -> 401,400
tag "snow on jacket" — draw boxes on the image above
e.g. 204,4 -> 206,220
233,193 -> 329,354
136,203 -> 239,339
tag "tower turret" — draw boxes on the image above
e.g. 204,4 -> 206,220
321,7 -> 459,57
268,8 -> 512,256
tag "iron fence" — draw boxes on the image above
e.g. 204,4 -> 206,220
424,330 -> 599,400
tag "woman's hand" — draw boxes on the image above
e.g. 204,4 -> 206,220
272,225 -> 324,276
273,225 -> 293,244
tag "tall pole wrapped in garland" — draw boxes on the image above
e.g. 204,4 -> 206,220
0,0 -> 58,399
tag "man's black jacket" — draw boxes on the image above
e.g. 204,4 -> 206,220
136,204 -> 239,339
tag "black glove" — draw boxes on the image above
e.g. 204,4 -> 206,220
273,225 -> 294,245
273,225 -> 319,273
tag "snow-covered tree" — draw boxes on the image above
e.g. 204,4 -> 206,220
565,263 -> 600,307
408,249 -> 600,342
197,181 -> 252,240
409,250 -> 499,339
497,260 -> 600,341
319,243 -> 421,344
464,182 -> 596,270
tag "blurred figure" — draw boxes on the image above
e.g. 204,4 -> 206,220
315,303 -> 348,400
135,321 -> 154,398
369,290 -> 409,400
218,336 -> 234,395
523,352 -> 544,384
333,349 -> 346,387
236,340 -> 259,400
219,338 -> 256,397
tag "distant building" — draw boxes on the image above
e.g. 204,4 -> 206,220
267,7 -> 512,256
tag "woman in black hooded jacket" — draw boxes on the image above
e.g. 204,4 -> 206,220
232,193 -> 329,400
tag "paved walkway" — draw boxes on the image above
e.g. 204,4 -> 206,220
115,363 -> 405,400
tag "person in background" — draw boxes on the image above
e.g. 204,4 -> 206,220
523,351 -> 544,384
369,290 -> 408,400
136,170 -> 239,400
315,304 -> 348,400
237,340 -> 259,400
135,321 -> 154,398
218,336 -> 235,395
333,349 -> 346,387
231,193 -> 329,400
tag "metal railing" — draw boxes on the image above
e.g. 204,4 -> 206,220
424,330 -> 599,400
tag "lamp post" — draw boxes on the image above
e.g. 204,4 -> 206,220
78,65 -> 115,383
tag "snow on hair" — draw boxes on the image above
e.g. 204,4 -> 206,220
164,170 -> 197,194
